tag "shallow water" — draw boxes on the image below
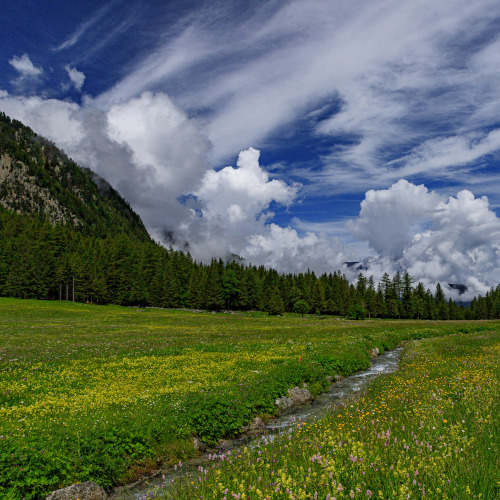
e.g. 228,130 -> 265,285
110,347 -> 403,499
266,347 -> 402,431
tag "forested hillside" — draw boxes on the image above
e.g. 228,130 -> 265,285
0,112 -> 149,240
0,112 -> 498,319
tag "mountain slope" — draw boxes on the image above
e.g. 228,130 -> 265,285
0,111 -> 150,241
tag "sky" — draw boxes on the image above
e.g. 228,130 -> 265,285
2,0 -> 500,299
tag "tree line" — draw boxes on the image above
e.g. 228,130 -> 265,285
1,208 -> 499,319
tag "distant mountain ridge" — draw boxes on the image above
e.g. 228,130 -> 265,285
0,112 -> 150,241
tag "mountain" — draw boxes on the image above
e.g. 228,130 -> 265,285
0,112 -> 150,241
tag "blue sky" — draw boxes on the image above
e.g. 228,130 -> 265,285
2,0 -> 500,298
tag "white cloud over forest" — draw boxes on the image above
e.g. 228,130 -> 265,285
349,182 -> 500,299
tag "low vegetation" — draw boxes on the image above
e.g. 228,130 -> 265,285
0,298 -> 498,498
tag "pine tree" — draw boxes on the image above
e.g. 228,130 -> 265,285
401,271 -> 415,318
311,280 -> 326,314
265,286 -> 285,315
205,260 -> 224,311
222,270 -> 240,310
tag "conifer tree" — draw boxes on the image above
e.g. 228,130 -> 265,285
265,286 -> 285,315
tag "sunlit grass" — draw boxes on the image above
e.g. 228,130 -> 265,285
0,297 -> 498,498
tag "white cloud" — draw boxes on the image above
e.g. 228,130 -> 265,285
0,94 -> 83,145
349,181 -> 500,298
243,223 -> 349,274
106,92 -> 210,196
195,147 -> 299,224
347,180 -> 441,259
391,129 -> 500,178
8,54 -> 43,78
171,147 -> 303,262
65,65 -> 86,91
53,3 -> 115,51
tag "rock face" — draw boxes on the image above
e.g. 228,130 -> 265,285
250,417 -> 265,431
0,153 -> 80,226
193,436 -> 207,452
287,386 -> 313,406
241,416 -> 266,433
45,481 -> 107,500
276,387 -> 313,413
275,396 -> 295,414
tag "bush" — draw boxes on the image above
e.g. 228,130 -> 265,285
346,303 -> 367,320
293,299 -> 309,317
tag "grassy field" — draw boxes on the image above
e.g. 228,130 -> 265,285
0,298 -> 498,499
166,331 -> 500,500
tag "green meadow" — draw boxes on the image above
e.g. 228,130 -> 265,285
0,297 -> 498,499
167,330 -> 499,500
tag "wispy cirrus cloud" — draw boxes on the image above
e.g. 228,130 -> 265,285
53,2 -> 117,51
96,0 -> 500,181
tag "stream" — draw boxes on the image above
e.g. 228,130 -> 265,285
110,347 -> 403,500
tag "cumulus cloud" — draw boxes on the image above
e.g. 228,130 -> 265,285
195,148 -> 299,224
65,65 -> 86,91
349,181 -> 500,299
347,180 -> 441,259
243,224 -> 349,274
0,93 -> 83,145
172,147 -> 304,262
106,92 -> 210,197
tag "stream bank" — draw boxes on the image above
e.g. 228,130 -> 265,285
110,346 -> 403,500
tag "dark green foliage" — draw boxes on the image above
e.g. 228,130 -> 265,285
311,352 -> 370,376
346,303 -> 367,320
293,299 -> 309,317
222,269 -> 240,310
264,286 -> 285,315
